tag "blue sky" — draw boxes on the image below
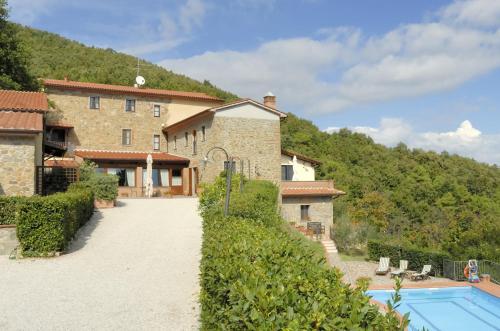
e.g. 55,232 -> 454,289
8,0 -> 500,164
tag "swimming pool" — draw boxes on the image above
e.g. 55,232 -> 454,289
366,286 -> 500,331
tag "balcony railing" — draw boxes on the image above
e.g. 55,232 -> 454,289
44,138 -> 68,150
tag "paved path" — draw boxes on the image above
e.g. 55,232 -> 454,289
0,198 -> 202,331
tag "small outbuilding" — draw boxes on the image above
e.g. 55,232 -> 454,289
0,90 -> 48,196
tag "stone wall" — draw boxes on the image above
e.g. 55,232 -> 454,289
281,196 -> 333,231
45,89 -> 220,154
0,226 -> 18,255
167,114 -> 282,184
0,135 -> 38,196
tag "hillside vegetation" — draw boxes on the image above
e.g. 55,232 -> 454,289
13,24 -> 237,101
11,19 -> 499,261
282,113 -> 500,261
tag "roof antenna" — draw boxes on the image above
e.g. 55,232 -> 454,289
134,58 -> 146,88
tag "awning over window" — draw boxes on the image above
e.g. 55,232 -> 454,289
74,149 -> 190,164
281,180 -> 345,197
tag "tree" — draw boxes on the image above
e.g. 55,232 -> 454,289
0,0 -> 39,90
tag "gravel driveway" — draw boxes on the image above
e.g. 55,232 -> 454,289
0,198 -> 202,331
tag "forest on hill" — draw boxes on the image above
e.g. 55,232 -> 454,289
13,24 -> 237,101
281,113 -> 500,261
4,10 -> 499,262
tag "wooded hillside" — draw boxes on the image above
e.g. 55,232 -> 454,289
282,113 -> 500,261
14,24 -> 237,101
12,21 -> 499,261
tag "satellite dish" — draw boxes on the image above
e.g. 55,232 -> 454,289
135,76 -> 146,86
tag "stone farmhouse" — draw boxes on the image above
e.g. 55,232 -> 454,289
0,79 -> 344,230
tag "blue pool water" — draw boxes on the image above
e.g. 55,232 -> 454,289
366,286 -> 500,331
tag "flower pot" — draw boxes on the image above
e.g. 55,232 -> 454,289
94,199 -> 115,209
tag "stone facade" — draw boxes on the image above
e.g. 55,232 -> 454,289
166,108 -> 282,185
0,135 -> 41,196
45,89 -> 220,154
281,196 -> 334,232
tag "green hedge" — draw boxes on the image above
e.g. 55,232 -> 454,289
0,196 -> 27,225
368,240 -> 451,276
16,188 -> 94,256
199,179 -> 402,330
70,173 -> 118,201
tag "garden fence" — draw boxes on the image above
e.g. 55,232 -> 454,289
443,260 -> 499,284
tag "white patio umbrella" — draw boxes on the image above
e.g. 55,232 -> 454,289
145,154 -> 153,198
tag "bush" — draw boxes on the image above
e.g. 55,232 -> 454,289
368,240 -> 451,276
199,178 -> 403,330
70,173 -> 118,201
0,196 -> 27,225
16,188 -> 94,256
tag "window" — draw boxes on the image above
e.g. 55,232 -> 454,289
281,165 -> 294,181
300,205 -> 310,221
108,168 -> 136,187
174,136 -> 177,150
160,169 -> 170,187
201,126 -> 206,141
153,135 -> 160,150
125,99 -> 136,112
153,104 -> 160,117
192,130 -> 197,155
142,168 -> 170,187
184,132 -> 188,147
224,161 -> 236,172
122,129 -> 132,145
172,169 -> 182,186
89,96 -> 100,109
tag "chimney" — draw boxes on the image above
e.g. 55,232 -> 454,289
64,76 -> 68,81
263,92 -> 276,109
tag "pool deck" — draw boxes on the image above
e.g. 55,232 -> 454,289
368,280 -> 500,298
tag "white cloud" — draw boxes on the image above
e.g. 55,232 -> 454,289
121,0 -> 207,56
440,0 -> 500,27
179,0 -> 206,32
325,119 -> 500,165
8,0 -> 61,24
160,0 -> 500,113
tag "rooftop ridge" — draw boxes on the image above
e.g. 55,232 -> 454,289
43,79 -> 224,103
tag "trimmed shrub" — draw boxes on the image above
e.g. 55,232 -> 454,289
368,240 -> 451,276
70,173 -> 118,201
16,188 -> 94,256
199,178 -> 403,330
0,196 -> 27,225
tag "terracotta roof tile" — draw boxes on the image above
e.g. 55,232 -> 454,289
74,149 -> 190,163
45,159 -> 79,168
281,149 -> 321,165
43,79 -> 224,103
0,111 -> 43,133
0,90 -> 48,112
46,121 -> 74,129
281,180 -> 345,197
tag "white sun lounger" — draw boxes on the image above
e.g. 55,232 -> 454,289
391,260 -> 408,278
376,257 -> 390,275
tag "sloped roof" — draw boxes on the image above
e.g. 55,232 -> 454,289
74,149 -> 189,163
46,120 -> 74,129
0,111 -> 43,133
0,90 -> 48,112
281,180 -> 345,197
163,98 -> 287,133
45,159 -> 80,168
281,149 -> 321,165
43,79 -> 223,103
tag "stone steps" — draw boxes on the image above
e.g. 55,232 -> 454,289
321,239 -> 338,254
